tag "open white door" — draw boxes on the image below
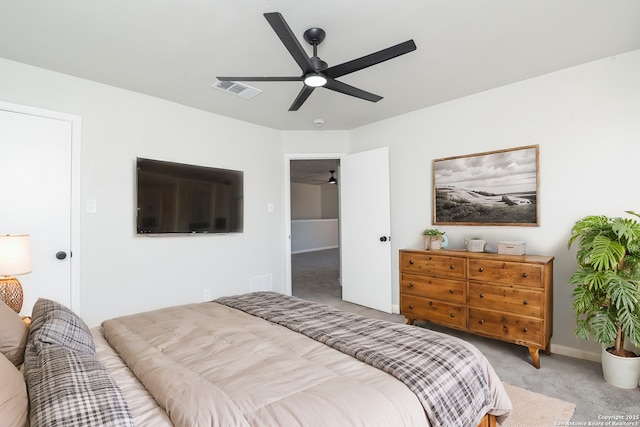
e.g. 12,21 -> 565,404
0,108 -> 74,315
340,147 -> 392,313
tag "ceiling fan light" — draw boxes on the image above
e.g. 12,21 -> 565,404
328,170 -> 337,184
304,73 -> 327,87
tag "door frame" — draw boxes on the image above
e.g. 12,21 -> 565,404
0,100 -> 82,313
283,152 -> 346,296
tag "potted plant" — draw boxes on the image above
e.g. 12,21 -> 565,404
422,228 -> 445,250
567,211 -> 640,388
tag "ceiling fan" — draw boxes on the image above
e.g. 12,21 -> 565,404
217,12 -> 417,111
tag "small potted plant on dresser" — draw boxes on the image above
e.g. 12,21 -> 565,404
567,211 -> 640,388
422,229 -> 445,250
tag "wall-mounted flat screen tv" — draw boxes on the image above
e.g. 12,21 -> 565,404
136,157 -> 243,234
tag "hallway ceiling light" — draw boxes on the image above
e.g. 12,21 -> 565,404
328,170 -> 337,184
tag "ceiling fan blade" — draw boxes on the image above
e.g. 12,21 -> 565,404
325,40 -> 417,79
264,12 -> 315,74
289,85 -> 315,111
217,76 -> 302,82
323,78 -> 382,103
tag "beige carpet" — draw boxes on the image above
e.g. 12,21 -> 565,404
499,382 -> 576,427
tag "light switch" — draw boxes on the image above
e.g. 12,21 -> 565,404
267,203 -> 274,213
86,199 -> 98,214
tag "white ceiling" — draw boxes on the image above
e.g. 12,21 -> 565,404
290,159 -> 340,185
0,1 -> 639,131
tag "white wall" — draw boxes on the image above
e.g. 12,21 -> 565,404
0,58 -> 286,326
291,219 -> 339,253
290,178 -> 339,253
290,182 -> 321,219
321,184 -> 339,218
290,181 -> 339,220
350,49 -> 640,360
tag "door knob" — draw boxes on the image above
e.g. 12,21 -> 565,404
55,251 -> 67,260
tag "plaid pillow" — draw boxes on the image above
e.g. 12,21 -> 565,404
29,298 -> 95,356
23,343 -> 134,427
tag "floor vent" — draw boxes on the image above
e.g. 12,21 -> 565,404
212,80 -> 262,99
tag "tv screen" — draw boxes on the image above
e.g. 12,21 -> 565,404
136,158 -> 243,234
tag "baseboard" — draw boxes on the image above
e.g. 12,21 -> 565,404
291,246 -> 339,255
392,304 -> 400,314
550,343 -> 601,363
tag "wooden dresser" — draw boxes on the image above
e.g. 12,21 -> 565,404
400,249 -> 553,368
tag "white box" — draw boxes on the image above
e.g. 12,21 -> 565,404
498,241 -> 526,255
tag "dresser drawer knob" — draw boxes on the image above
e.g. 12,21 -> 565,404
450,313 -> 456,318
522,272 -> 528,278
523,300 -> 528,305
449,265 -> 455,270
523,327 -> 528,332
479,293 -> 485,298
409,259 -> 415,265
409,282 -> 415,287
449,289 -> 455,294
478,267 -> 484,272
409,304 -> 414,309
479,319 -> 485,324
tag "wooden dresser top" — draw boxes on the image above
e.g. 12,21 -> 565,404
399,249 -> 554,264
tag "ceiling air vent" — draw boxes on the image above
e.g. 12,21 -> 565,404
212,80 -> 262,99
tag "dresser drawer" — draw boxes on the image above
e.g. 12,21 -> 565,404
468,282 -> 543,317
401,295 -> 466,329
400,252 -> 466,279
468,260 -> 543,288
401,273 -> 465,304
469,309 -> 544,348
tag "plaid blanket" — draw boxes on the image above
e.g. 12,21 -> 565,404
215,292 -> 494,427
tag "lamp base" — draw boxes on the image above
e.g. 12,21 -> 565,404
0,277 -> 23,313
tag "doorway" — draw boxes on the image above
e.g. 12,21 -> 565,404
284,148 -> 393,313
289,158 -> 341,305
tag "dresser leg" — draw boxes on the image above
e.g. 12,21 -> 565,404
528,347 -> 540,369
405,316 -> 415,325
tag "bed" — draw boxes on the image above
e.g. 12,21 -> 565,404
1,292 -> 512,427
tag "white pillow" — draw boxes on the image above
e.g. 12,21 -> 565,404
0,352 -> 28,427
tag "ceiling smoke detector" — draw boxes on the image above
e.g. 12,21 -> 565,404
314,118 -> 325,127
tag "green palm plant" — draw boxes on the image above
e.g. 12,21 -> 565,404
567,211 -> 640,357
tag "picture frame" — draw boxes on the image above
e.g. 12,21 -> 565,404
433,145 -> 539,226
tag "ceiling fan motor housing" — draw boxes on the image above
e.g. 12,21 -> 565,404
311,56 -> 328,72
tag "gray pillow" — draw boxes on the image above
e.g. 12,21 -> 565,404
29,298 -> 95,356
23,343 -> 134,427
0,299 -> 28,366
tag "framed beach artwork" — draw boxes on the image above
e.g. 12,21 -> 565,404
433,145 -> 539,226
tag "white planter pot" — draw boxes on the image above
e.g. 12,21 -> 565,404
430,238 -> 442,250
423,236 -> 430,250
423,236 -> 442,250
601,346 -> 640,389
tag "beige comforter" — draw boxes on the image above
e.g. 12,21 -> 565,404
97,301 -> 511,427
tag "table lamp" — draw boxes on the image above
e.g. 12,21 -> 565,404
0,234 -> 31,313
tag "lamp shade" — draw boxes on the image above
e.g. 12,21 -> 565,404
0,234 -> 31,276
